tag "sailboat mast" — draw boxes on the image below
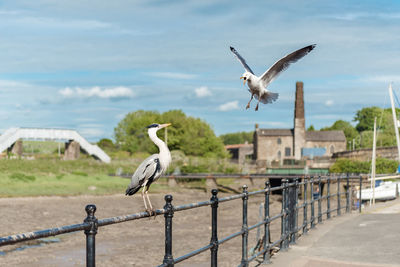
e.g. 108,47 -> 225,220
371,117 -> 377,205
389,84 -> 400,163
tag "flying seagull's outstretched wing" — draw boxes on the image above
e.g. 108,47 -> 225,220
230,46 -> 254,74
260,44 -> 316,87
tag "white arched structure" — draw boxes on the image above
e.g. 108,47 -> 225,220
0,127 -> 111,163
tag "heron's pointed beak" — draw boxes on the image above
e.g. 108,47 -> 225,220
160,123 -> 171,129
240,77 -> 246,85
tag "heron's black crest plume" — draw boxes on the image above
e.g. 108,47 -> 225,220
147,123 -> 159,128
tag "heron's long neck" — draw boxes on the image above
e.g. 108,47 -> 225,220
149,130 -> 171,169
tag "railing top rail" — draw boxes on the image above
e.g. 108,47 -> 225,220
112,173 -> 369,180
0,222 -> 90,246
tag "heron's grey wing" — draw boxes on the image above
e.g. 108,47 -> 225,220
260,44 -> 316,87
126,154 -> 159,194
230,46 -> 254,74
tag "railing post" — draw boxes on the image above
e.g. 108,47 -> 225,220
210,189 -> 219,267
327,175 -> 331,219
359,176 -> 362,213
84,204 -> 98,267
310,177 -> 315,229
303,177 -> 308,234
262,180 -> 271,264
346,173 -> 350,213
337,175 -> 341,216
280,179 -> 289,251
290,178 -> 299,244
284,179 -> 290,249
318,176 -> 322,223
163,195 -> 174,267
240,185 -> 249,267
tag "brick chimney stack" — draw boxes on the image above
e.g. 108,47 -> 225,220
294,81 -> 305,159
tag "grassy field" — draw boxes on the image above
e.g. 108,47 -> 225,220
0,145 -> 243,197
0,157 -> 173,197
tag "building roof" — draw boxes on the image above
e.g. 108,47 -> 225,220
306,130 -> 346,142
257,129 -> 294,136
225,143 -> 253,149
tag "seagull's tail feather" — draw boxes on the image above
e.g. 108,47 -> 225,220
126,185 -> 141,196
255,92 -> 279,104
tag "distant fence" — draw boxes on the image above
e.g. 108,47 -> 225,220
0,175 -> 363,266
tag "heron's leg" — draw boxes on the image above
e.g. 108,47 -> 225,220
141,187 -> 149,212
246,94 -> 254,109
145,190 -> 156,218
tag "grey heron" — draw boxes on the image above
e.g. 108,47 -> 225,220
126,123 -> 172,215
230,44 -> 316,111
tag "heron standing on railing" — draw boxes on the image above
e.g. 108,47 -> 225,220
126,123 -> 172,215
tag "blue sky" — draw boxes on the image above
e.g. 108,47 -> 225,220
1,1 -> 400,141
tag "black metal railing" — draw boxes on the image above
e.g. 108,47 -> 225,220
0,175 -> 364,266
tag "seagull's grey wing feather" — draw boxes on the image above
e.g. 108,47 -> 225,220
126,154 -> 159,195
230,46 -> 254,74
260,44 -> 316,87
254,91 -> 279,104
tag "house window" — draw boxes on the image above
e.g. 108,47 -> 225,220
285,147 -> 291,157
330,145 -> 335,154
277,138 -> 282,144
277,151 -> 281,159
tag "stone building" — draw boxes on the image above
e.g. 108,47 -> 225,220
253,82 -> 346,168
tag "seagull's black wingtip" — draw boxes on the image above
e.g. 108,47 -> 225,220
310,44 -> 317,49
230,46 -> 235,51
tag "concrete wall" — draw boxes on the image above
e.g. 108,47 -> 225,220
333,146 -> 398,161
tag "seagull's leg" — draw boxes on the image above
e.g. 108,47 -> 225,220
145,190 -> 156,218
246,94 -> 254,109
255,93 -> 261,111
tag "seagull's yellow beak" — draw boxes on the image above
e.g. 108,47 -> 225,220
160,123 -> 171,128
240,77 -> 246,85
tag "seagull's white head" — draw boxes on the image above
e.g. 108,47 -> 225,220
240,72 -> 252,85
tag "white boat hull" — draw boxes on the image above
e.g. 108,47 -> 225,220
357,181 -> 399,201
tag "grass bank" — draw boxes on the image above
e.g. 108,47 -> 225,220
0,157 -> 168,197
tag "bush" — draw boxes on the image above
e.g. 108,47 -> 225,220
330,157 -> 398,174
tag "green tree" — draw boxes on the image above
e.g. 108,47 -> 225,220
307,125 -> 315,131
219,131 -> 253,145
97,138 -> 116,152
354,106 -> 382,132
114,110 -> 227,157
320,120 -> 358,143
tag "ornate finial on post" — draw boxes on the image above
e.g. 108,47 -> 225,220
84,204 -> 98,234
211,189 -> 218,198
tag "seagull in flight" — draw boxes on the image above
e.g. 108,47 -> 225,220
230,44 -> 316,111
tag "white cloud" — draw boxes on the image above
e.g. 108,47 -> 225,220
218,100 -> 239,111
363,75 -> 400,83
195,86 -> 212,98
148,72 -> 197,80
325,99 -> 334,107
59,86 -> 135,100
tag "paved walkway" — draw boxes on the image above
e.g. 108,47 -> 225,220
270,199 -> 400,267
